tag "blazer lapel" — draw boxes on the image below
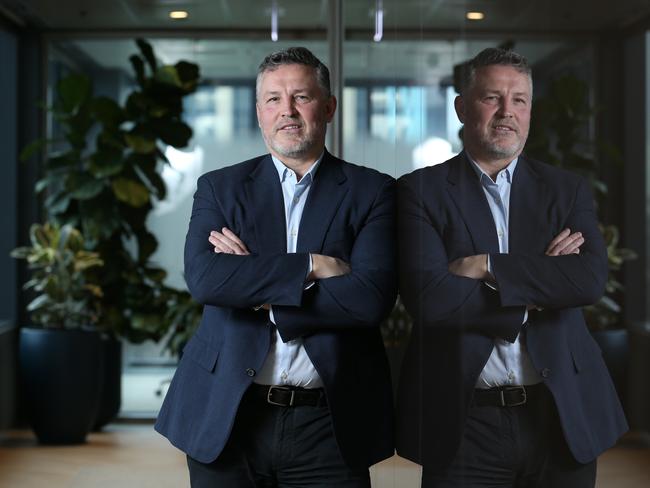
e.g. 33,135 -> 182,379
296,151 -> 348,253
447,154 -> 500,255
244,155 -> 287,254
509,156 -> 547,254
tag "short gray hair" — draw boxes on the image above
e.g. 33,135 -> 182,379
256,47 -> 331,100
459,47 -> 532,94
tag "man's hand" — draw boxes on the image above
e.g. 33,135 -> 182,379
209,227 -> 250,255
448,254 -> 490,280
308,254 -> 351,280
545,228 -> 583,256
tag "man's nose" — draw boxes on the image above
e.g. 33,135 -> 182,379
497,99 -> 514,117
280,98 -> 297,117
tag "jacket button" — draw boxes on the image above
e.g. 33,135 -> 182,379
541,368 -> 551,378
246,368 -> 256,377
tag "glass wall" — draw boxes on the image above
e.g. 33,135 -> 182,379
47,33 -> 585,416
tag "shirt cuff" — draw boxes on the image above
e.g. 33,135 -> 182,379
304,253 -> 315,290
484,254 -> 498,290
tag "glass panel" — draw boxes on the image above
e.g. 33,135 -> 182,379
341,40 -> 566,179
47,37 -> 327,417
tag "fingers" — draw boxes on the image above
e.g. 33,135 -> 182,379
309,254 -> 351,279
545,228 -> 570,255
209,227 -> 250,255
546,228 -> 584,256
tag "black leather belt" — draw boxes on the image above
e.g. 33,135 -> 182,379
248,384 -> 327,407
473,384 -> 544,407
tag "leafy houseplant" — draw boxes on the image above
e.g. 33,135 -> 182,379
12,223 -> 105,443
12,223 -> 104,329
24,38 -> 201,343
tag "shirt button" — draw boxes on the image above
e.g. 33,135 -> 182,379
245,368 -> 256,377
281,371 -> 288,381
541,368 -> 551,378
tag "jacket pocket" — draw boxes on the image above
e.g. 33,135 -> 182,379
182,336 -> 220,373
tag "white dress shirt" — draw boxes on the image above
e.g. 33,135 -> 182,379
467,154 -> 542,388
254,154 -> 324,388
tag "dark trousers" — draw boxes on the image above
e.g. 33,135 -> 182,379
186,386 -> 370,488
422,384 -> 597,488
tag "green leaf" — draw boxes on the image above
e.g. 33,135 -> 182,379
151,119 -> 193,148
58,74 -> 92,114
111,178 -> 150,207
45,192 -> 71,214
130,55 -> 145,87
69,178 -> 105,200
137,231 -> 158,262
136,38 -> 157,73
125,133 -> 156,154
91,96 -> 124,128
27,294 -> 50,312
90,147 -> 124,177
174,61 -> 200,92
20,139 -> 47,161
154,66 -> 182,88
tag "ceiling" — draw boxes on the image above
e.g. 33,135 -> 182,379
2,1 -> 647,83
2,0 -> 650,34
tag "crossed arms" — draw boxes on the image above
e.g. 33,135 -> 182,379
185,173 -> 397,341
398,175 -> 607,342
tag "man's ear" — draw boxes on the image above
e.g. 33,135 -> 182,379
325,96 -> 337,122
255,102 -> 262,128
454,95 -> 465,124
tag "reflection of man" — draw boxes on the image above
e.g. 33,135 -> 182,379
397,48 -> 627,487
155,47 -> 396,487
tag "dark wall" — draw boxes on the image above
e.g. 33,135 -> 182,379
0,15 -> 42,429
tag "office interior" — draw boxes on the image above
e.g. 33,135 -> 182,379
0,0 -> 650,486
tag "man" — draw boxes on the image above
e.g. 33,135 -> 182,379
155,47 -> 396,487
396,48 -> 627,487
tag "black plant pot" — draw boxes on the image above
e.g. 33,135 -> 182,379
19,327 -> 103,444
93,335 -> 122,430
591,329 -> 629,412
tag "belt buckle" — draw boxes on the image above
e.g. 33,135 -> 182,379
267,386 -> 295,407
501,386 -> 527,406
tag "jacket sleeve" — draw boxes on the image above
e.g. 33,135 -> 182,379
272,177 -> 398,342
397,175 -> 524,342
184,174 -> 310,309
490,177 -> 608,309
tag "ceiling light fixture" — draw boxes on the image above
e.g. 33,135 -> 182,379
271,0 -> 279,42
169,10 -> 189,20
466,11 -> 484,20
373,0 -> 383,42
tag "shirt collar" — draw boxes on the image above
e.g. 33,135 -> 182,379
465,150 -> 518,185
271,152 -> 324,184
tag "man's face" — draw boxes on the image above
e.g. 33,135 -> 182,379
256,63 -> 336,164
455,65 -> 532,164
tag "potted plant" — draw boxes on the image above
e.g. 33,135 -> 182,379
22,38 -> 200,427
11,222 -> 104,443
526,74 -> 637,408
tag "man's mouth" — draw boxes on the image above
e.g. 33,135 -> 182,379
278,124 -> 302,132
493,123 -> 516,133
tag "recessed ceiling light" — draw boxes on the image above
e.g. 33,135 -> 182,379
169,10 -> 189,20
466,11 -> 485,20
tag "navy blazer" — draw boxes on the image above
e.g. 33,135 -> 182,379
155,151 -> 397,468
396,153 -> 627,471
